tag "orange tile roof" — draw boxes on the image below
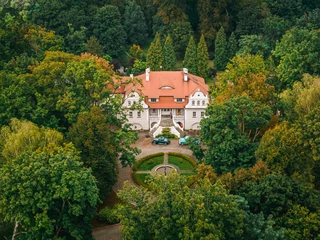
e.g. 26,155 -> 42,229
119,71 -> 209,108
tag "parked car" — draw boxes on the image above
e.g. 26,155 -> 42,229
152,136 -> 171,145
179,136 -> 200,145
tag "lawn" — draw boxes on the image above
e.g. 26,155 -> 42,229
168,156 -> 195,170
138,156 -> 164,171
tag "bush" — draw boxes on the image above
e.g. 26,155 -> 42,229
98,204 -> 122,224
156,133 -> 178,139
132,172 -> 152,190
133,152 -> 164,171
168,152 -> 197,168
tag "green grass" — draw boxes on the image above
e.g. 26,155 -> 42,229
168,156 -> 195,171
181,172 -> 195,176
138,156 -> 164,171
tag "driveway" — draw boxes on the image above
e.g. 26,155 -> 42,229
93,132 -> 195,240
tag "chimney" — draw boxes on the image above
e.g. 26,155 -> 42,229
183,68 -> 188,81
146,67 -> 150,81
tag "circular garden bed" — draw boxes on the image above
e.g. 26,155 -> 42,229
132,152 -> 197,188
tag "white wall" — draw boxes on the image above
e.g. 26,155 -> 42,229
123,91 -> 149,130
184,90 -> 208,130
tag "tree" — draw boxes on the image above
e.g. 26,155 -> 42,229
215,27 -> 228,70
0,118 -> 64,164
236,174 -> 320,219
65,24 -> 87,55
146,32 -> 163,71
238,35 -> 270,57
124,0 -> 148,45
162,35 -> 176,71
227,32 -> 237,61
201,96 -> 272,173
84,37 -> 104,57
128,44 -> 143,60
0,147 -> 99,239
167,21 -> 194,58
118,174 -> 247,240
197,34 -> 210,79
67,107 -> 118,198
272,27 -> 320,89
183,36 -> 197,74
93,5 -> 126,57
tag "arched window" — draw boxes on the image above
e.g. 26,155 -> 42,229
197,100 -> 200,106
192,101 -> 195,106
202,100 -> 205,106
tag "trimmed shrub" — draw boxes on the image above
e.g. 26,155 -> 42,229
132,172 -> 152,190
168,152 -> 197,168
98,204 -> 122,224
133,152 -> 164,171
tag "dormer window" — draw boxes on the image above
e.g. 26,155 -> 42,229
176,98 -> 183,102
150,98 -> 157,103
128,101 -> 131,106
192,100 -> 195,106
160,86 -> 173,89
197,100 -> 200,106
202,100 -> 205,106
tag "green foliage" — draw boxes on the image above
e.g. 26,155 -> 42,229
188,139 -> 205,162
201,95 -> 272,173
124,0 -> 148,45
132,59 -> 147,75
168,152 -> 197,168
0,148 -> 100,239
162,35 -> 176,70
272,27 -> 320,89
183,36 -> 197,74
132,152 -> 164,171
129,44 -> 143,60
136,156 -> 164,171
214,27 -> 228,70
197,34 -> 210,79
93,5 -> 126,57
118,175 -> 247,240
227,32 -> 237,61
131,173 -> 152,189
156,127 -> 178,139
146,32 -> 163,70
67,106 -> 118,198
167,21 -> 194,58
85,36 -> 104,57
238,35 -> 270,57
98,204 -> 122,224
65,25 -> 87,55
236,174 -> 320,219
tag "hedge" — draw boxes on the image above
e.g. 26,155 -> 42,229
168,152 -> 197,168
132,172 -> 152,190
133,152 -> 164,171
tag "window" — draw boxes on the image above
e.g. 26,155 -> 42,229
197,100 -> 200,106
176,98 -> 183,102
137,112 -> 141,118
128,101 -> 131,106
202,100 -> 205,106
129,112 -> 133,118
201,112 -> 204,118
133,101 -> 136,105
192,100 -> 195,106
193,112 -> 196,118
177,109 -> 181,115
150,98 -> 157,102
152,109 -> 156,113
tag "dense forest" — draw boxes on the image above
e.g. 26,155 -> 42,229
0,0 -> 320,239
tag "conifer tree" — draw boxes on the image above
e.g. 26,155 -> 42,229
228,32 -> 237,60
215,27 -> 228,71
124,1 -> 148,45
183,36 -> 197,74
162,35 -> 176,71
197,34 -> 210,79
146,32 -> 163,71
